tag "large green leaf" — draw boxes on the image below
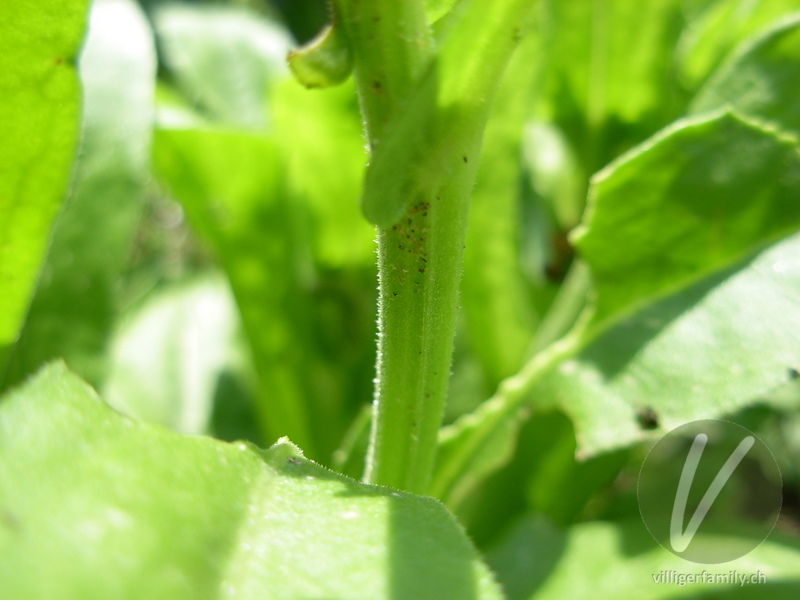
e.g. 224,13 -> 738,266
573,111 -> 800,329
691,14 -> 800,138
153,125 -> 375,463
488,517 -> 800,600
550,111 -> 800,454
433,111 -> 800,504
0,363 -> 503,600
153,4 -> 376,460
2,0 -> 155,389
536,231 -> 800,455
152,127 -> 318,453
153,3 -> 291,128
0,0 -> 90,370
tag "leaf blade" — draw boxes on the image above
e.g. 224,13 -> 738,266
2,0 -> 156,388
691,14 -> 800,138
573,111 -> 800,329
433,111 -> 800,504
0,363 -> 503,600
0,0 -> 90,368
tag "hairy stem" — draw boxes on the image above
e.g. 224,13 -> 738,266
336,0 -> 538,492
369,170 -> 477,492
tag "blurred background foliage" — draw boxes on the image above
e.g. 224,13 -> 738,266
3,1 -> 800,595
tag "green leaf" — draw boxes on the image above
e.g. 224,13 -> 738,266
572,112 -> 800,329
271,78 -> 374,268
0,0 -> 90,369
2,0 -> 156,389
536,0 -> 687,173
536,231 -> 800,456
153,125 -> 373,462
532,112 -> 800,455
488,517 -> 800,600
152,126 -> 318,453
676,0 -> 800,90
450,410 -> 627,548
691,14 -> 800,138
515,412 -> 627,527
102,276 -> 241,435
288,22 -> 353,89
153,4 -> 291,128
0,363 -> 503,599
433,111 -> 800,503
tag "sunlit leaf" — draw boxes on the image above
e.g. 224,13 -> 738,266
433,111 -> 800,503
677,0 -> 800,90
3,0 -> 155,388
0,363 -> 503,600
573,112 -> 800,328
271,78 -> 374,268
536,0 -> 687,173
152,126 -> 318,453
537,232 -> 800,456
0,0 -> 90,370
692,14 -> 800,138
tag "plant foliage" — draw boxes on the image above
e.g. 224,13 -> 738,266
2,0 -> 800,598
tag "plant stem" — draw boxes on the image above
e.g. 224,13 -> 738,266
368,169 -> 477,493
336,0 -> 538,493
333,0 -> 437,493
333,0 -> 434,146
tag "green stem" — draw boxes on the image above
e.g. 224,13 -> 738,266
333,0 -> 434,146
336,0 -> 538,492
334,0 -> 437,493
368,172 -> 477,492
